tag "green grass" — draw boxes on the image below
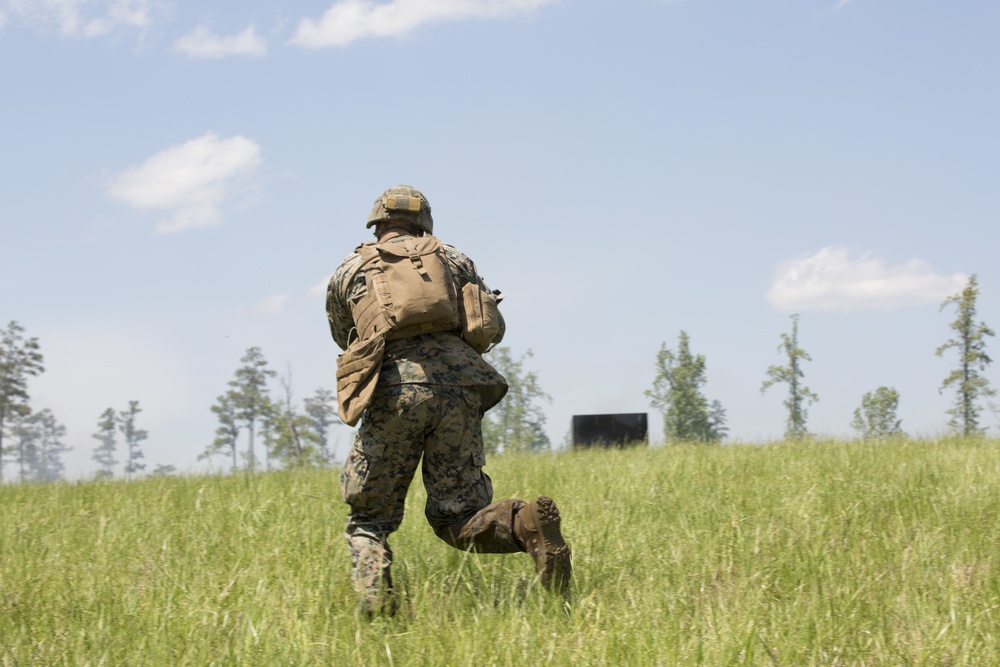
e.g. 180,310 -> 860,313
2,439 -> 1000,665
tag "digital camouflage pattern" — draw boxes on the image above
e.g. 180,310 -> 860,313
366,185 -> 434,234
345,526 -> 395,616
327,234 -> 507,409
341,384 -> 527,605
327,234 -> 504,350
328,230 -> 523,613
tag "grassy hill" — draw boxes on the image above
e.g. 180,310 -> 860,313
2,439 -> 999,665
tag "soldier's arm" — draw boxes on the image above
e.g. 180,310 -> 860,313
327,255 -> 363,350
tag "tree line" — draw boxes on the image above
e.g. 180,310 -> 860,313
199,346 -> 340,472
0,320 -> 180,482
0,320 -> 554,482
1,274 -> 993,482
649,274 -> 995,443
199,344 -> 555,471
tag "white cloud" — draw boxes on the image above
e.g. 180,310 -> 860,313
290,0 -> 555,49
107,132 -> 262,233
1,0 -> 158,37
252,294 -> 290,316
174,24 -> 267,59
766,247 -> 967,313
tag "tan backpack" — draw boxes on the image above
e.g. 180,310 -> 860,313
351,236 -> 460,342
336,236 -> 462,425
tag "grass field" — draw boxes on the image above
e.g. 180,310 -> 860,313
2,438 -> 999,666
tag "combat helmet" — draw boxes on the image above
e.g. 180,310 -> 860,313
367,185 -> 433,234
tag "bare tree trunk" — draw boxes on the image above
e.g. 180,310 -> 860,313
0,415 -> 5,482
248,422 -> 256,472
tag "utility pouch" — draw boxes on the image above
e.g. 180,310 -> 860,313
335,333 -> 385,426
460,281 -> 501,354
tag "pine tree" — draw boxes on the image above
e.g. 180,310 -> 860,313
936,274 -> 995,436
226,347 -> 276,472
91,407 -> 118,479
0,321 -> 45,481
10,412 -> 41,483
645,331 -> 722,443
21,409 -> 70,483
258,395 -> 278,471
304,387 -> 339,464
482,347 -> 551,454
761,314 -> 818,440
203,391 -> 241,470
117,400 -> 147,480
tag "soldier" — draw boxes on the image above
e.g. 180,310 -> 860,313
326,185 -> 571,615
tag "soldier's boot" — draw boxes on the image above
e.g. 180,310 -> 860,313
358,569 -> 397,618
514,496 -> 572,594
350,536 -> 397,618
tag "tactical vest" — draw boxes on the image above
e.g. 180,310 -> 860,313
336,235 -> 502,425
347,236 -> 460,342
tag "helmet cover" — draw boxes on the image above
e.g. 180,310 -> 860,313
367,185 -> 433,234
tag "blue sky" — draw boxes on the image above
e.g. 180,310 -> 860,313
2,0 -> 998,479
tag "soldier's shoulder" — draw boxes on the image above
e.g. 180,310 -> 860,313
439,242 -> 476,272
439,241 -> 468,258
332,249 -> 364,279
330,248 -> 368,295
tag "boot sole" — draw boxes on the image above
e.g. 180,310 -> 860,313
529,496 -> 572,594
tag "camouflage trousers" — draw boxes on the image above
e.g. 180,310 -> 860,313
341,384 -> 526,601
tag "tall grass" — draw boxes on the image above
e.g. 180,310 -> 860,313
2,439 -> 999,665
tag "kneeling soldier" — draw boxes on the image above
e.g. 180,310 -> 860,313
326,185 -> 571,615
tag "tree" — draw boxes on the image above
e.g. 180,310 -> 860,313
482,347 -> 551,454
645,331 -> 722,443
0,321 -> 45,481
304,387 -> 339,464
15,409 -> 70,483
203,391 -> 241,470
226,347 -> 276,472
258,397 -> 280,470
851,386 -> 905,441
258,395 -> 278,471
708,400 -> 729,442
936,274 -> 995,436
118,400 -> 147,480
264,372 -> 323,469
10,412 -> 41,483
761,314 -> 818,441
91,408 -> 118,479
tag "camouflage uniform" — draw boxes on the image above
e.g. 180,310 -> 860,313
327,233 -> 526,609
